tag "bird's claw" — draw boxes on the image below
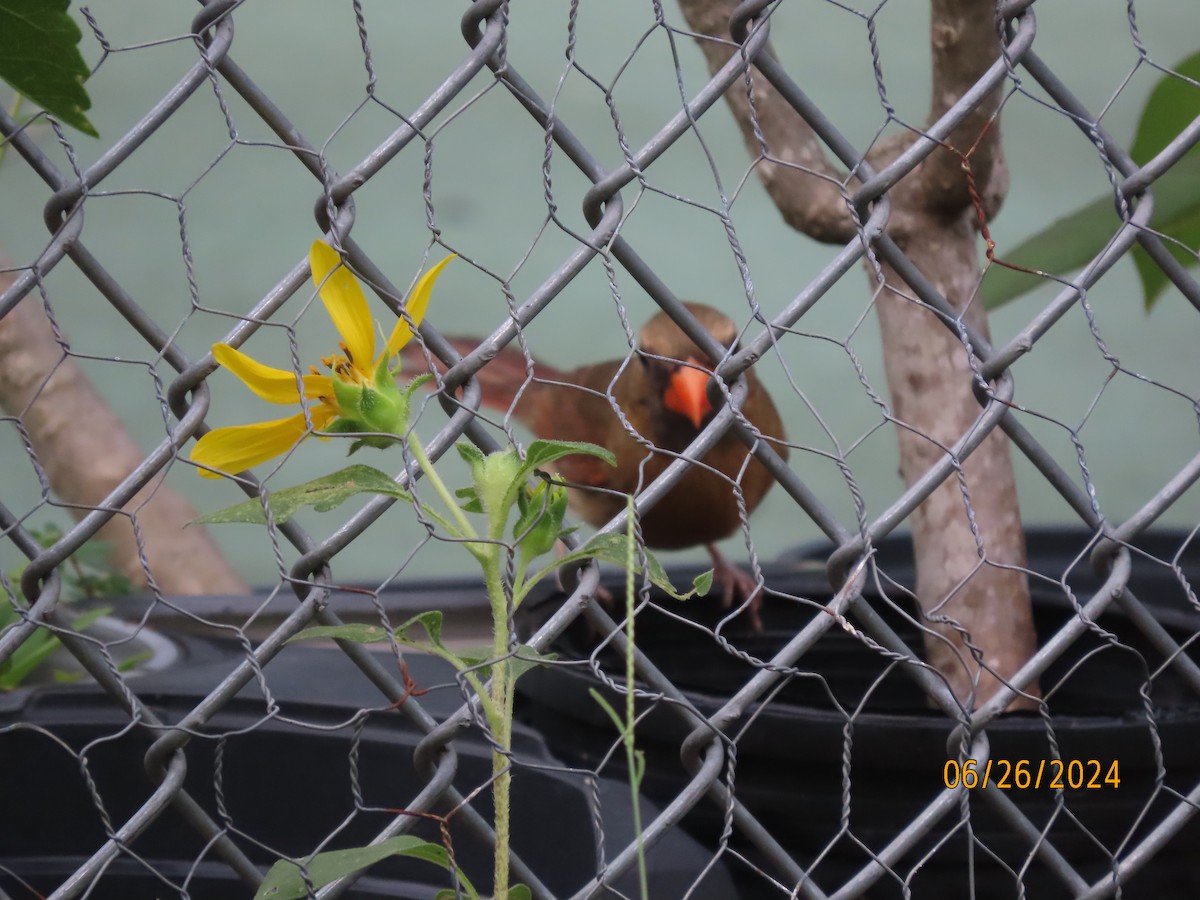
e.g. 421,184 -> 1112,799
708,545 -> 764,632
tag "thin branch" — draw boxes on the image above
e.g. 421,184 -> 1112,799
675,0 -> 858,242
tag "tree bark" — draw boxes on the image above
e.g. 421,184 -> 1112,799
0,267 -> 247,597
677,0 -> 1038,710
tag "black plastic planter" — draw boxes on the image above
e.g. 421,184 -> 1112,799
515,527 -> 1200,899
1,634 -> 736,898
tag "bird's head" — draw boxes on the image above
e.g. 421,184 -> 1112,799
636,303 -> 739,431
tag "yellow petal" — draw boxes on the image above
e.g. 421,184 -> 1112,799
190,406 -> 339,479
310,240 -> 375,370
213,344 -> 331,403
191,413 -> 309,479
384,254 -> 456,357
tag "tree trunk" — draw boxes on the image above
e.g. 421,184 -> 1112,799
0,266 -> 247,597
677,0 -> 1038,710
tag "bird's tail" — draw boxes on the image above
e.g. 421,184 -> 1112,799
398,336 -> 564,419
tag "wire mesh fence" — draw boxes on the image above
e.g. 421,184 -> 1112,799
2,0 -> 1200,897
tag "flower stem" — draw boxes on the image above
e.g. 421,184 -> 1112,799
407,431 -> 513,898
484,552 -> 513,900
406,433 -> 476,539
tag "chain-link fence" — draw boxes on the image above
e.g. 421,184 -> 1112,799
3,1 -> 1200,897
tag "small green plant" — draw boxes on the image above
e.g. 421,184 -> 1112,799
2,524 -> 139,691
195,241 -> 707,899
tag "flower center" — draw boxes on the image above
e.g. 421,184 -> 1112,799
316,340 -> 368,385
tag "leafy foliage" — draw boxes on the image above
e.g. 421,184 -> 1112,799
290,610 -> 556,682
254,835 -> 479,900
2,525 -> 138,690
0,0 -> 97,136
1127,51 -> 1200,307
983,52 -> 1200,311
547,532 -> 712,602
192,465 -> 409,525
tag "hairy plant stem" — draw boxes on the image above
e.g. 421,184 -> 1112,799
406,433 -> 476,538
485,550 -> 514,900
406,431 -> 513,899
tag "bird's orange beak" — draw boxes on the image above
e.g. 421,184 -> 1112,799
663,358 -> 713,429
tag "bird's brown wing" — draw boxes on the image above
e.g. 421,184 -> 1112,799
523,359 -> 656,494
398,335 -> 569,423
399,325 -> 787,550
399,338 -> 644,496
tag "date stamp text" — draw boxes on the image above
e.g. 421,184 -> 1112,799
943,758 -> 1120,790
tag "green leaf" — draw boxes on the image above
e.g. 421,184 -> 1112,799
590,687 -> 633,741
454,485 -> 484,514
1130,52 -> 1200,166
386,612 -> 492,709
477,449 -> 523,535
556,533 -> 711,601
498,439 -> 614,534
984,55 -> 1200,312
394,609 -> 448,649
521,439 -> 616,475
71,570 -> 132,600
0,628 -> 60,690
401,372 -> 435,397
287,623 -> 391,645
513,481 -> 568,563
583,532 -> 706,600
389,610 -> 484,677
193,465 -> 409,526
0,0 -> 97,136
30,523 -> 64,548
982,190 -> 1120,308
455,440 -> 486,470
69,537 -> 112,567
444,887 -> 529,900
67,604 -> 112,633
1129,51 -> 1200,309
254,835 -> 475,900
983,155 -> 1200,310
0,604 -> 111,690
465,647 -> 546,675
447,646 -> 494,671
508,645 -> 557,679
117,649 -> 153,673
1130,213 -> 1200,309
444,643 -> 556,679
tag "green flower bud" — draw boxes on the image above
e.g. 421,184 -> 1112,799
514,479 -> 568,561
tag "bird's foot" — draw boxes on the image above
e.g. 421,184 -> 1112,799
707,543 -> 764,632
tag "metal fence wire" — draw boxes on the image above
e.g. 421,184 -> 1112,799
2,0 -> 1200,897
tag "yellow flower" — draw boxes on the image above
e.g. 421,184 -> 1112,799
190,240 -> 454,479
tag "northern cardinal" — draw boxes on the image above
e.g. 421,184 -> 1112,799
406,302 -> 787,626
